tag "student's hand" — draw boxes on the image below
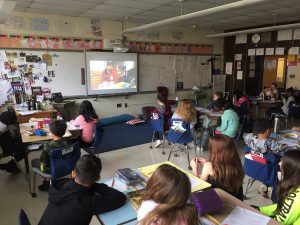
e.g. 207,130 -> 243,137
196,157 -> 207,165
190,158 -> 199,173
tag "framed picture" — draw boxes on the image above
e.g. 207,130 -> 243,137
31,86 -> 42,96
36,95 -> 44,102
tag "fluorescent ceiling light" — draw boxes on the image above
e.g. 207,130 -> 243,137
123,0 -> 266,33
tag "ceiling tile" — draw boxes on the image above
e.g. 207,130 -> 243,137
105,0 -> 158,9
93,4 -> 143,14
170,0 -> 215,10
26,8 -> 79,17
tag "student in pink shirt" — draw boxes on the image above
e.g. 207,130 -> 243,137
70,100 -> 99,146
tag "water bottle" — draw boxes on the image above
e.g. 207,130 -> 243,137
175,96 -> 179,106
274,117 -> 279,133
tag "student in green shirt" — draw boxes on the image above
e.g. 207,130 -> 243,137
259,150 -> 300,225
31,120 -> 69,191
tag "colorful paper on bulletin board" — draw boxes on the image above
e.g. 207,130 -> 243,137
127,42 -> 213,55
287,55 -> 297,66
0,36 -> 103,50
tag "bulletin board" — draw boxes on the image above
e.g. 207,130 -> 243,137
139,54 -> 212,93
0,50 -> 86,97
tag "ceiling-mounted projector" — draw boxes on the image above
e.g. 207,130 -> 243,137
112,39 -> 129,53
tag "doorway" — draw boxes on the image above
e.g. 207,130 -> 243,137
262,56 -> 286,90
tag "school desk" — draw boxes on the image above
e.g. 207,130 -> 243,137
98,187 -> 280,225
257,100 -> 282,117
15,109 -> 57,123
214,188 -> 281,225
19,122 -> 75,197
97,161 -> 211,225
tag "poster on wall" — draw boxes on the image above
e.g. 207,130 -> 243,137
225,62 -> 233,75
29,18 -> 49,31
90,18 -> 102,37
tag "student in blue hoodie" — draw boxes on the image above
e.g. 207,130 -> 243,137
215,102 -> 239,138
38,155 -> 126,225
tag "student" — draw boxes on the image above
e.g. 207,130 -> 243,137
266,87 -> 295,118
38,155 -> 126,225
260,83 -> 278,100
153,93 -> 171,148
215,102 -> 239,138
233,90 -> 251,115
70,100 -> 98,146
172,99 -> 197,129
31,120 -> 69,191
0,111 -> 25,173
259,150 -> 300,225
190,135 -> 244,200
207,91 -> 225,112
137,164 -> 198,225
243,118 -> 286,155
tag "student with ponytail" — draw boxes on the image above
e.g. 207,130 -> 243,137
137,164 -> 198,225
260,150 -> 300,225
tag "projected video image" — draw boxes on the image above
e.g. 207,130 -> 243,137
90,61 -> 136,90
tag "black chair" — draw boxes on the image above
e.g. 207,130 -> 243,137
19,209 -> 31,225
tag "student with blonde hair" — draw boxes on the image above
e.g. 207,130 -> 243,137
190,135 -> 244,200
172,99 -> 197,127
137,164 -> 198,225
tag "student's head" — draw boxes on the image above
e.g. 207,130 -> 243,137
271,83 -> 277,90
223,101 -> 232,110
49,120 -> 67,138
175,99 -> 196,123
157,93 -> 167,103
72,155 -> 102,187
254,118 -> 272,138
79,100 -> 98,123
277,150 -> 300,213
0,111 -> 17,125
140,164 -> 198,225
285,87 -> 295,97
208,135 -> 244,194
233,90 -> 243,100
213,91 -> 223,101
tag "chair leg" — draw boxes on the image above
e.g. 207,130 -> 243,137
285,117 -> 288,130
162,134 -> 166,155
149,131 -> 155,149
187,151 -> 192,170
244,177 -> 255,199
32,172 -> 37,197
168,144 -> 174,161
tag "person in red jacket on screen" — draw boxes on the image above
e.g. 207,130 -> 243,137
100,62 -> 119,85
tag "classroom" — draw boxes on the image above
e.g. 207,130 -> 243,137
1,0 -> 300,225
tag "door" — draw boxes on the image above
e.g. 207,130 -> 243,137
262,56 -> 286,90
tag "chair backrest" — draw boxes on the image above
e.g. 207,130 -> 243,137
19,209 -> 31,225
150,112 -> 164,133
288,101 -> 300,117
94,121 -> 104,148
243,145 -> 279,186
50,142 -> 81,180
167,118 -> 193,144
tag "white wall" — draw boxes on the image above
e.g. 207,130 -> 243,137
1,12 -> 223,118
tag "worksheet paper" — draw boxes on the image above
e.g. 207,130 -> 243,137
221,207 -> 270,225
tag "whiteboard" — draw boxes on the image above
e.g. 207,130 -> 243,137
3,50 -> 86,97
139,54 -> 212,93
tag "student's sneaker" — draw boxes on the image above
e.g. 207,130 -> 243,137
155,140 -> 162,148
258,184 -> 269,198
38,180 -> 50,192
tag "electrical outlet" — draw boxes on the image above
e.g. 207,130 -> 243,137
124,103 -> 128,107
117,103 -> 122,108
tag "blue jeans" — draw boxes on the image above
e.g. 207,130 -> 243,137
196,130 -> 210,148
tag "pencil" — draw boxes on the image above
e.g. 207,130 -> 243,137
111,178 -> 115,188
205,213 -> 220,225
